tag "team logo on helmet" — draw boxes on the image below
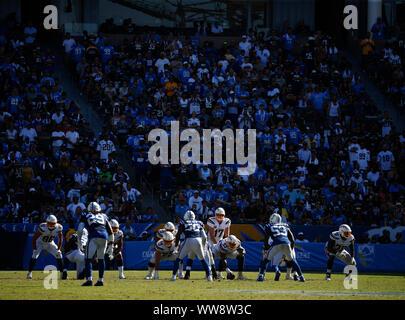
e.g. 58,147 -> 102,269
184,210 -> 195,221
162,231 -> 175,247
46,215 -> 57,230
215,207 -> 226,221
87,202 -> 101,213
269,213 -> 282,224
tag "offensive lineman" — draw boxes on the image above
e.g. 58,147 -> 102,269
211,235 -> 248,280
80,202 -> 114,286
257,213 -> 305,282
325,224 -> 356,280
171,210 -> 213,282
105,219 -> 126,279
145,231 -> 179,280
27,215 -> 64,279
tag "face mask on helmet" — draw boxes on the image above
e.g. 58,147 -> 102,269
341,230 -> 351,238
112,227 -> 119,234
47,221 -> 56,230
163,239 -> 174,247
215,212 -> 225,222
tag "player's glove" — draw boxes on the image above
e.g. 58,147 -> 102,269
153,271 -> 159,280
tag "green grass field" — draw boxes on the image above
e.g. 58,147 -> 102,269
1,271 -> 405,300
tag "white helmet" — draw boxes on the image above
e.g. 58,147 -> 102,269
269,213 -> 282,224
227,235 -> 239,249
87,202 -> 101,213
46,215 -> 57,230
164,222 -> 175,233
215,207 -> 226,221
110,219 -> 119,233
184,210 -> 195,221
339,224 -> 352,239
162,231 -> 175,247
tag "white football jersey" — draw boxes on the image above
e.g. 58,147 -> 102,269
326,231 -> 355,253
113,230 -> 123,244
213,238 -> 241,256
38,223 -> 63,243
155,239 -> 177,256
207,217 -> 231,244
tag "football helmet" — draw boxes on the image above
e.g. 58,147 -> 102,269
269,213 -> 282,224
184,210 -> 195,221
162,231 -> 175,247
227,235 -> 239,250
339,224 -> 352,239
164,222 -> 175,233
215,207 -> 226,222
110,219 -> 119,233
87,202 -> 101,213
46,215 -> 57,230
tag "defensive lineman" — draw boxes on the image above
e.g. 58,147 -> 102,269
80,202 -> 114,286
257,213 -> 305,282
27,215 -> 64,279
145,231 -> 179,280
325,224 -> 356,280
211,235 -> 248,280
171,210 -> 213,282
105,219 -> 126,279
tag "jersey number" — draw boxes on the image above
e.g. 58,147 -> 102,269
270,226 -> 287,237
214,229 -> 224,238
87,214 -> 104,225
42,235 -> 54,243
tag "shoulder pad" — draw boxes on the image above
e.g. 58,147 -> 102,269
117,230 -> 123,237
207,218 -> 215,226
348,234 -> 355,242
331,231 -> 340,240
56,224 -> 63,232
224,218 -> 231,225
39,223 -> 47,232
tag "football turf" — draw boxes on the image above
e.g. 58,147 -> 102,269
1,271 -> 405,300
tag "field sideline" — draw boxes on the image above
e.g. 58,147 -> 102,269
1,271 -> 405,300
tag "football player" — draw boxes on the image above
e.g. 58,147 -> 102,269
211,235 -> 248,280
152,221 -> 185,278
79,202 -> 114,286
27,215 -> 64,279
145,231 -> 179,280
105,219 -> 126,279
264,237 -> 298,280
325,224 -> 356,280
257,213 -> 305,282
62,232 -> 85,280
170,210 -> 213,282
206,207 -> 231,279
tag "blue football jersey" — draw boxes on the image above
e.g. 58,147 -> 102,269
264,222 -> 290,246
80,212 -> 109,239
180,219 -> 204,239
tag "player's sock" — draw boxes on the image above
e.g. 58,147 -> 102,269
326,268 -> 332,275
186,258 -> 193,270
56,258 -> 63,272
63,258 -> 70,272
237,255 -> 245,273
211,264 -> 218,279
118,266 -> 124,277
200,259 -> 211,277
291,259 -> 303,277
179,260 -> 184,275
85,258 -> 92,280
98,259 -> 105,280
258,259 -> 268,275
286,260 -> 293,277
172,258 -> 181,276
28,258 -> 37,272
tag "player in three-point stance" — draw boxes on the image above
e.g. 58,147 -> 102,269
170,210 -> 213,282
27,215 -> 64,279
211,235 -> 248,280
325,224 -> 356,280
105,219 -> 126,279
62,232 -> 86,279
79,202 -> 114,286
145,231 -> 179,280
257,212 -> 305,282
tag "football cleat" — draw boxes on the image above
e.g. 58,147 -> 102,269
26,272 -> 32,279
81,280 -> 93,286
170,275 -> 176,281
227,272 -> 236,280
154,272 -> 159,280
61,271 -> 67,280
217,274 -> 225,280
325,274 -> 331,281
184,271 -> 190,280
285,274 -> 294,280
294,274 -> 299,281
274,270 -> 281,281
237,274 -> 248,280
178,272 -> 185,279
119,275 -> 126,279
299,276 -> 306,282
94,280 -> 104,286
257,274 -> 264,282
144,275 -> 153,280
207,275 -> 213,282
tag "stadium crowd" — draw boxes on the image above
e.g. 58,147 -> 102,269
60,20 -> 405,228
0,15 -> 157,226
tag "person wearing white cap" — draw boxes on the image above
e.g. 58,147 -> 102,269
239,35 -> 251,56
